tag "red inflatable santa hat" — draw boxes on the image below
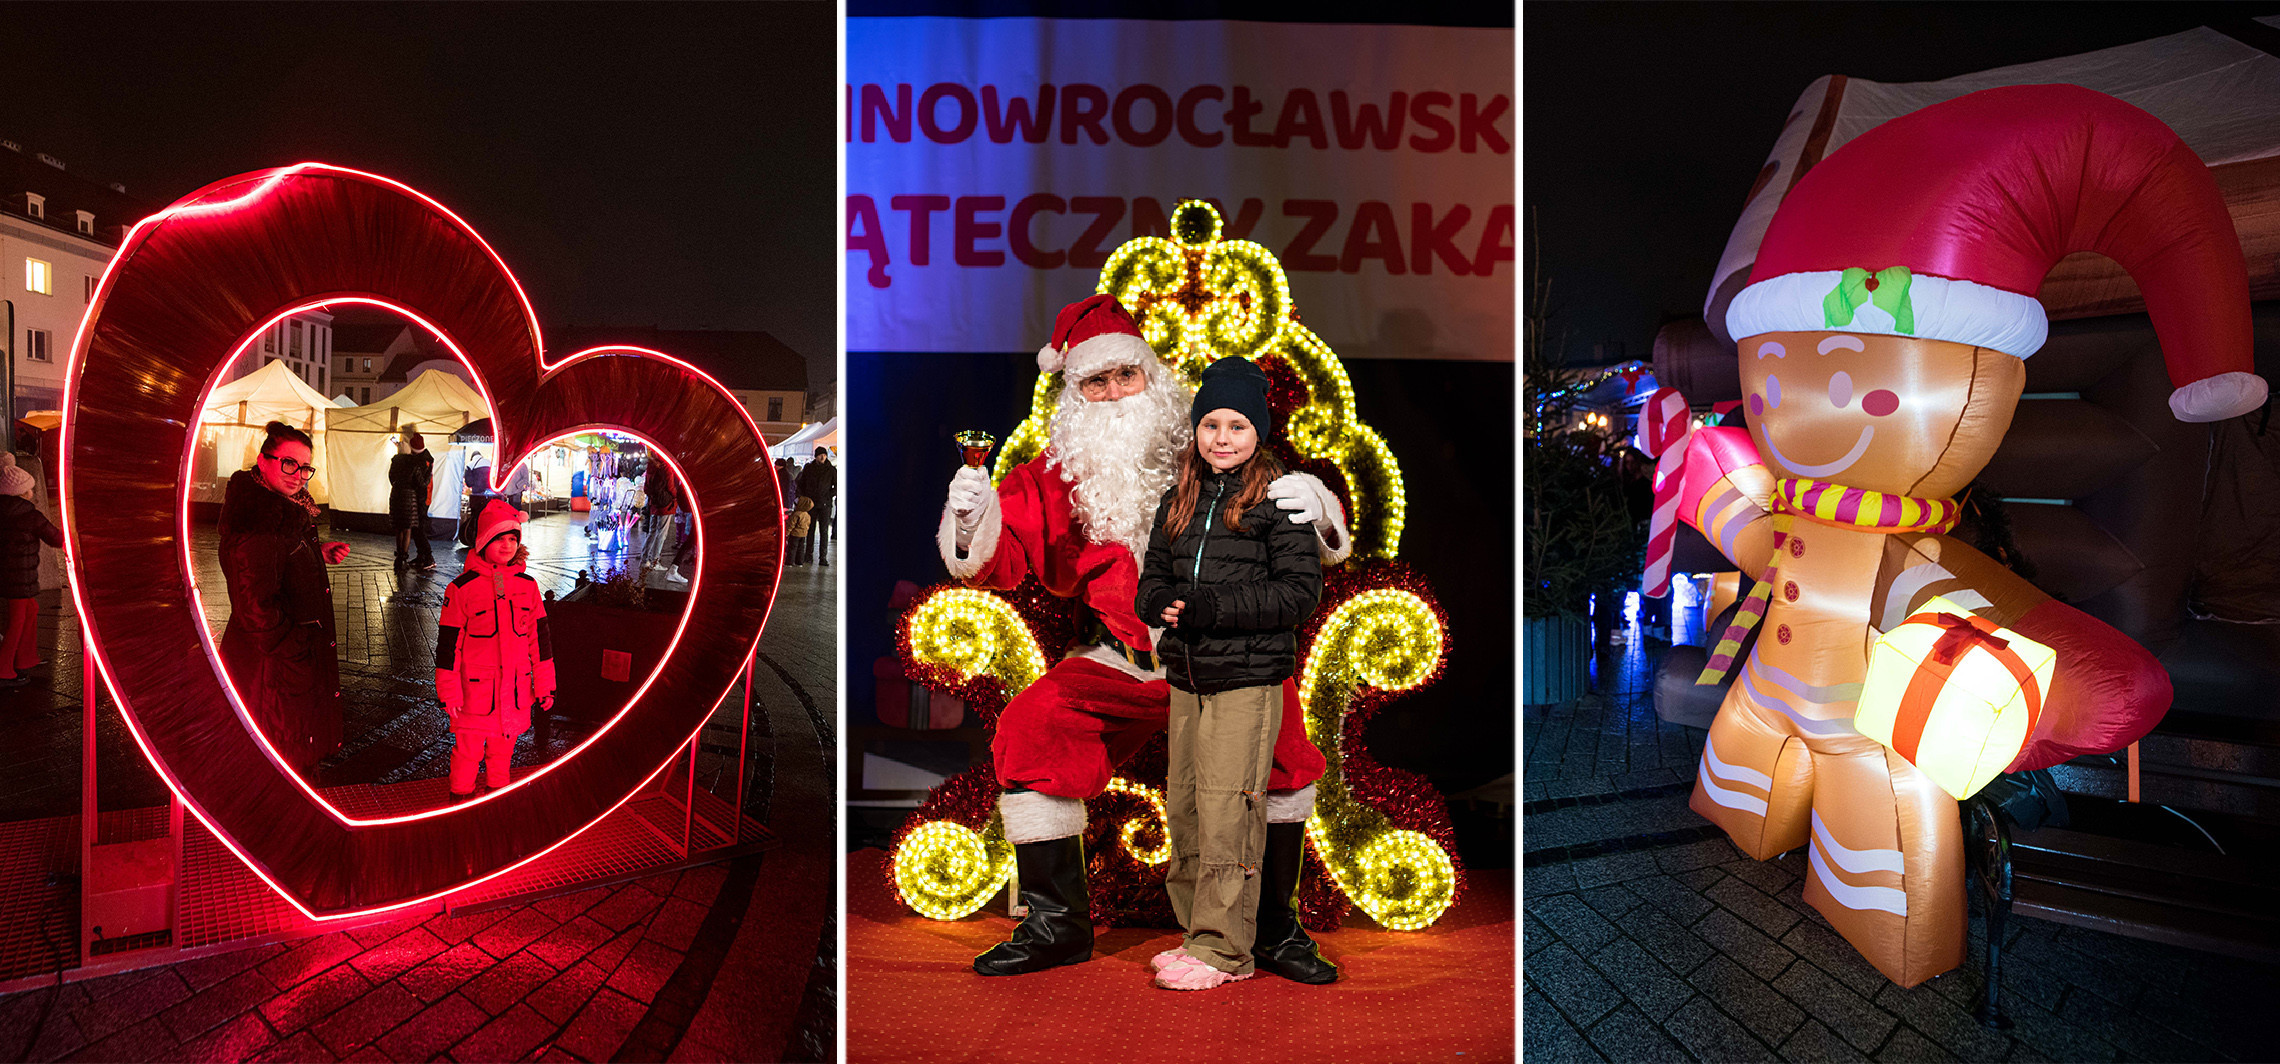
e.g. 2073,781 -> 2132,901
1726,83 -> 2268,423
1037,294 -> 1158,379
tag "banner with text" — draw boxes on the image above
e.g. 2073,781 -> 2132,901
846,17 -> 1514,360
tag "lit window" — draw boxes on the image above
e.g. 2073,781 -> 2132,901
362,357 -> 372,372
23,193 -> 42,220
25,258 -> 51,295
25,329 -> 51,362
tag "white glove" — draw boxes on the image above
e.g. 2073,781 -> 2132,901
947,467 -> 990,531
1268,472 -> 1334,528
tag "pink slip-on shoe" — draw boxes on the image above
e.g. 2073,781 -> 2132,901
1154,953 -> 1254,991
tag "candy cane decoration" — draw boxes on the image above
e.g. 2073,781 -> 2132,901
1637,387 -> 1693,597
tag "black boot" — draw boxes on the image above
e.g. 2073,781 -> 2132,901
1255,821 -> 1338,983
972,835 -> 1093,975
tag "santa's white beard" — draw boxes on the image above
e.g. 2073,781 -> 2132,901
1048,373 -> 1192,560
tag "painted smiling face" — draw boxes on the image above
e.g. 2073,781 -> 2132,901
1737,331 -> 2024,500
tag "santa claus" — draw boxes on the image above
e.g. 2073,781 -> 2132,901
941,294 -> 1352,980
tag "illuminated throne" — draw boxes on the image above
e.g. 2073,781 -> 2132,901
887,201 -> 1463,932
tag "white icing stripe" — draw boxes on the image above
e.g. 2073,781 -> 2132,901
1881,563 -> 1958,631
1810,811 -> 1906,875
1942,590 -> 1994,613
1741,669 -> 1857,737
1809,840 -> 1909,916
1710,492 -> 1756,561
1750,658 -> 1863,706
1697,760 -> 1769,816
1702,737 -> 1774,790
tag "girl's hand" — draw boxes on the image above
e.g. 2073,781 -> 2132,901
538,694 -> 555,712
321,541 -> 351,564
1160,599 -> 1185,626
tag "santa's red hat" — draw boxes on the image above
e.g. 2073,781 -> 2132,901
1037,294 -> 1157,379
1726,84 -> 2267,423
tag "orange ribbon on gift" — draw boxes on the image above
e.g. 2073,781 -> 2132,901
1889,611 -> 2043,765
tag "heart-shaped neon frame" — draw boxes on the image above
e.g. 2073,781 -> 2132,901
61,164 -> 783,918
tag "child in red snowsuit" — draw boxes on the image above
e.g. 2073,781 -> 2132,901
436,499 -> 557,795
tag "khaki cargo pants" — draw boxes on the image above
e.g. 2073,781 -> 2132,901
1164,683 -> 1280,974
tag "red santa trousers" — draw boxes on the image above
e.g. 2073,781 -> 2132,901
993,655 -> 1326,800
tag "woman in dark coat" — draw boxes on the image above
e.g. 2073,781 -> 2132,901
219,422 -> 351,774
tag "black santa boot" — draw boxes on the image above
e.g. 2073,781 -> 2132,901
1255,820 -> 1339,983
972,835 -> 1094,975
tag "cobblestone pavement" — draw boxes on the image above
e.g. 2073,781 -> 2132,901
0,511 -> 835,1062
1524,625 -> 2280,1063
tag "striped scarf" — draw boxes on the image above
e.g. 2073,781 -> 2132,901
1695,478 -> 1961,685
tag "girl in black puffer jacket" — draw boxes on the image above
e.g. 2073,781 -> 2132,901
1134,357 -> 1322,991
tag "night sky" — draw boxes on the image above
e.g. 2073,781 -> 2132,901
6,2 -> 834,376
1524,2 -> 2280,367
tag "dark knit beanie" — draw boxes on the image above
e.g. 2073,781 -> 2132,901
1190,357 -> 1273,437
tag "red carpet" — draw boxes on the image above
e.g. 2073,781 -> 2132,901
846,848 -> 1515,1063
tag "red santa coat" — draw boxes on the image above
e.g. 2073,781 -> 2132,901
943,454 -> 1326,797
436,553 -> 558,739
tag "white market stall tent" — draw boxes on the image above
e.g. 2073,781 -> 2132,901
323,368 -> 490,523
770,416 -> 839,461
197,360 -> 339,504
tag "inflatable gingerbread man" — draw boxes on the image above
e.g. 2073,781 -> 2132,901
1654,85 -> 2269,987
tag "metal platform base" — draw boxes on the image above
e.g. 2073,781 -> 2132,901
0,780 -> 773,994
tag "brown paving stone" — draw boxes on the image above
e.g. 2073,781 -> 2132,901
64,1015 -> 180,1063
527,960 -> 611,1027
605,938 -> 683,1005
1707,874 -> 1802,939
310,982 -> 425,1058
399,942 -> 498,1004
448,1003 -> 556,1064
160,966 -> 281,1043
553,987 -> 645,1062
1774,962 -> 1898,1054
1693,908 -> 1796,981
473,909 -> 562,960
530,888 -> 608,925
173,943 -> 288,992
260,963 -> 373,1036
348,925 -> 450,983
1778,1018 -> 1873,1063
66,969 -> 191,1042
641,897 -> 708,953
376,993 -> 490,1062
582,886 -> 665,933
257,933 -> 364,991
170,1011 -> 279,1063
250,1029 -> 338,1063
525,916 -> 612,971
1686,954 -> 1806,1048
670,865 -> 727,904
423,907 -> 513,946
462,951 -> 560,1018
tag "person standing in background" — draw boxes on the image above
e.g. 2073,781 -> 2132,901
390,431 -> 436,570
0,455 -> 62,689
797,446 -> 836,565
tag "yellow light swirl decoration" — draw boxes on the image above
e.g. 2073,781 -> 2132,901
1104,777 -> 1171,865
893,818 -> 1014,920
903,588 -> 1050,690
1299,589 -> 1455,930
994,200 -> 1405,560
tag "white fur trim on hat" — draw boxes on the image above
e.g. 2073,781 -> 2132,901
1726,270 -> 2049,357
2170,370 -> 2271,423
999,791 -> 1085,844
1058,331 -> 1159,381
1266,784 -> 1317,824
1037,344 -> 1065,375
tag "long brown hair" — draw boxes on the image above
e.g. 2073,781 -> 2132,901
1163,445 -> 1284,539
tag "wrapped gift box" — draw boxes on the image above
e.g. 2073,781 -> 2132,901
1857,595 -> 2055,800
